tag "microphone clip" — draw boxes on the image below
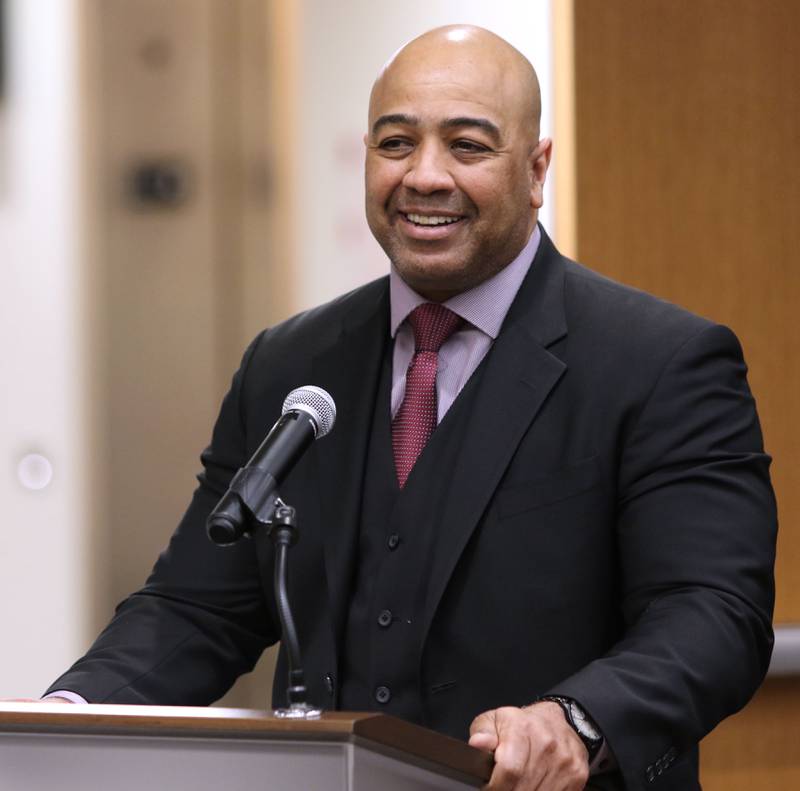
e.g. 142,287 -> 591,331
206,466 -> 280,545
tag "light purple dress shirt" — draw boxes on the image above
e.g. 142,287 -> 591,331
390,226 -> 541,422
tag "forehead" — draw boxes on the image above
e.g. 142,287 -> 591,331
369,55 -> 519,128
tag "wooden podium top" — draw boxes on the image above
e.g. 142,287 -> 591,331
0,703 -> 492,784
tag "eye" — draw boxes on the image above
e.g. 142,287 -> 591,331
377,137 -> 414,155
451,139 -> 491,154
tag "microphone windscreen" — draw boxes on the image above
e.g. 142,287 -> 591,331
282,385 -> 337,438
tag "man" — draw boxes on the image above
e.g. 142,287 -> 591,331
43,26 -> 776,791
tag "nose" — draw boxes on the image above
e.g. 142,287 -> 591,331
401,141 -> 455,194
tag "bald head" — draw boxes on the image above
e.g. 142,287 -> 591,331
370,25 -> 541,140
364,24 -> 551,301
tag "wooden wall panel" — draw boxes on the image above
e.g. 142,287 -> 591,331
572,2 -> 800,787
573,0 -> 799,622
700,677 -> 800,790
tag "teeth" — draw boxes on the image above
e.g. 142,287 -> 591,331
406,213 -> 460,226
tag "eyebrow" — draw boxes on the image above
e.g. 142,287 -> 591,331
372,113 -> 418,134
371,113 -> 502,144
441,116 -> 502,144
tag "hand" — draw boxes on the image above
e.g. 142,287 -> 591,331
1,697 -> 73,704
469,702 -> 589,790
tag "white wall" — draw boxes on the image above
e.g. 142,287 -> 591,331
291,0 -> 555,310
0,0 -> 93,697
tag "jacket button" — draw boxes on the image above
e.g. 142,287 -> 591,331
377,609 -> 393,627
387,534 -> 400,550
374,685 -> 391,704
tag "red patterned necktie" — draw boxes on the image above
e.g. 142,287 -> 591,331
392,303 -> 463,488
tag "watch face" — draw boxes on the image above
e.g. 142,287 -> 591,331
569,701 -> 602,741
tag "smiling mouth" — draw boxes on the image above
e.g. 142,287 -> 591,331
402,212 -> 463,227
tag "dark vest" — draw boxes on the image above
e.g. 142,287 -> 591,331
339,346 -> 486,725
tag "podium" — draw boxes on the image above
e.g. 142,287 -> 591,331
0,703 -> 492,790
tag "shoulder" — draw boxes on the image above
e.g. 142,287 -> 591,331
245,276 -> 389,365
563,258 -> 711,336
557,256 -> 742,363
223,276 -> 388,432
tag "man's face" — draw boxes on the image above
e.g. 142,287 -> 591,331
365,51 -> 550,301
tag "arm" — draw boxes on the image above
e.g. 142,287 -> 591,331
470,324 -> 777,790
45,333 -> 280,705
556,323 -> 775,785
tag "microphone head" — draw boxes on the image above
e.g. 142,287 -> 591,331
282,385 -> 337,438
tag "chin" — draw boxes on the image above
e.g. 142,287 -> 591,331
395,263 -> 476,299
397,257 -> 464,280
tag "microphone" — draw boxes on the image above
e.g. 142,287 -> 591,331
207,385 -> 336,545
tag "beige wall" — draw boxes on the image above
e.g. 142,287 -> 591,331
0,0 -> 98,699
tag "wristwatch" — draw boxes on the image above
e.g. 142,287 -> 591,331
536,695 -> 604,763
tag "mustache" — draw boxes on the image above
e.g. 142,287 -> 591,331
390,189 -> 475,215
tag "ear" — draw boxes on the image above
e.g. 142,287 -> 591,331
529,137 -> 553,209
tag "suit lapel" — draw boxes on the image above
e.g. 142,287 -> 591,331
421,232 -> 569,643
311,280 -> 390,645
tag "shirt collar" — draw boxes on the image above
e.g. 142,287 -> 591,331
389,225 -> 541,339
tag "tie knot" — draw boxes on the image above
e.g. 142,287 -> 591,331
408,303 -> 463,352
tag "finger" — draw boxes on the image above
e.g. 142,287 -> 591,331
487,718 -> 535,790
469,730 -> 499,751
470,709 -> 500,752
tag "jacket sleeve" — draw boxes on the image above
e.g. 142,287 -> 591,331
550,323 -> 777,790
45,332 -> 280,705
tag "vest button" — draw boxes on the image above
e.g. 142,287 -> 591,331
375,685 -> 391,704
387,533 -> 400,550
377,609 -> 393,627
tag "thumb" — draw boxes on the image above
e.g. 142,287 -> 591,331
468,709 -> 499,752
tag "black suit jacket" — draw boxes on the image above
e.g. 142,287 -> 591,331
49,231 -> 776,790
